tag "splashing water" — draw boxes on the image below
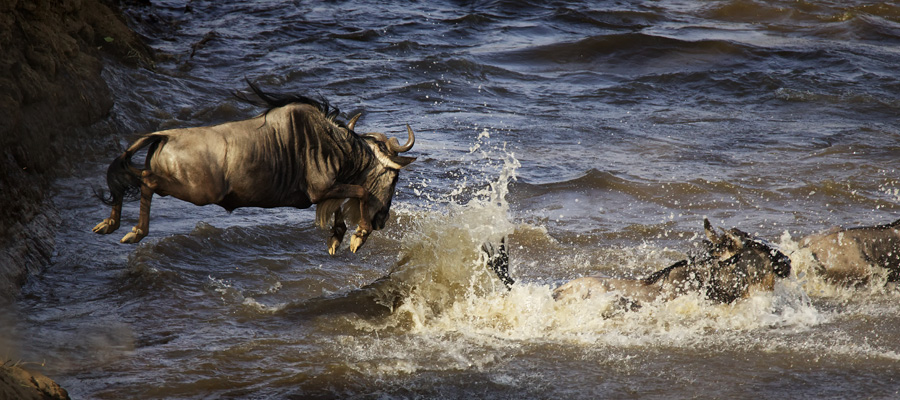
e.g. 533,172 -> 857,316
333,135 -> 829,379
13,0 -> 900,396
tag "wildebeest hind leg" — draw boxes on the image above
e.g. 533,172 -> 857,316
92,201 -> 122,235
328,208 -> 347,255
121,181 -> 153,243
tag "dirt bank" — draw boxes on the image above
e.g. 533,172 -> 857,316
0,0 -> 151,304
1,0 -> 152,395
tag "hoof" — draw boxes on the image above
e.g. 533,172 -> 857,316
327,236 -> 341,255
120,227 -> 146,244
92,219 -> 119,234
349,231 -> 369,253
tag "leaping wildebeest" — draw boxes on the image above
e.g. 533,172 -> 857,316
801,218 -> 900,286
484,219 -> 791,312
93,82 -> 416,254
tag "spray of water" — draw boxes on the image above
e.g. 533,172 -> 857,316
330,131 -> 830,376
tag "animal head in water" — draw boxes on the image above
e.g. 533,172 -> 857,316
701,218 -> 792,302
358,123 -> 417,231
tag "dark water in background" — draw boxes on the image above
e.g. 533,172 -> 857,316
5,0 -> 900,398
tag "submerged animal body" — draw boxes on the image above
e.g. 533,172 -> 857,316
93,83 -> 416,254
801,218 -> 900,286
486,219 -> 791,308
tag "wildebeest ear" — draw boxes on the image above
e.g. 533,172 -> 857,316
389,155 -> 416,168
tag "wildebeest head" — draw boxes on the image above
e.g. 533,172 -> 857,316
700,219 -> 792,302
352,115 -> 417,230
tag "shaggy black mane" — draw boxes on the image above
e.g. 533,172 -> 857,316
235,80 -> 349,129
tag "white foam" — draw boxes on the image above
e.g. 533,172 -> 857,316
207,275 -> 287,313
241,297 -> 287,313
369,141 -> 825,352
336,135 -> 900,377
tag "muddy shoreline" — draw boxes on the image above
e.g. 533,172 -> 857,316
0,0 -> 150,397
0,0 -> 149,302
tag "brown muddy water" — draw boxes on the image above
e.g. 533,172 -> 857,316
3,0 -> 900,398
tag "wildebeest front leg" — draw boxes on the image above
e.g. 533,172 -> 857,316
328,207 -> 347,255
349,195 -> 373,253
92,200 -> 122,235
316,184 -> 372,253
121,179 -> 153,243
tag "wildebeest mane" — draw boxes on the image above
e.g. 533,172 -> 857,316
235,80 -> 350,130
236,80 -> 372,178
234,81 -> 383,232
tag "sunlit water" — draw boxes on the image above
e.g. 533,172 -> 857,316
4,0 -> 900,398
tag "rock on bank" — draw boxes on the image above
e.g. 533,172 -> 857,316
0,364 -> 70,400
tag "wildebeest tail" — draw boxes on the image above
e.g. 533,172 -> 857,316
95,135 -> 162,206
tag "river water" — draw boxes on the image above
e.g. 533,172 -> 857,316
5,0 -> 900,398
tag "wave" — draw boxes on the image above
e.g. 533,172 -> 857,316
486,33 -> 754,70
328,28 -> 383,42
705,0 -> 900,23
405,56 -> 531,81
704,0 -> 900,42
512,168 -> 784,210
551,7 -> 665,30
775,86 -> 900,109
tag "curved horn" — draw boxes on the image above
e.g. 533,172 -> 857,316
347,113 -> 361,131
388,125 -> 415,153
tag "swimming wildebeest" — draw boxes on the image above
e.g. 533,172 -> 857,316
801,218 -> 900,286
484,219 -> 791,310
93,82 -> 416,254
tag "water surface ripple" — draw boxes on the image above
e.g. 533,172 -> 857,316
6,0 -> 900,398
